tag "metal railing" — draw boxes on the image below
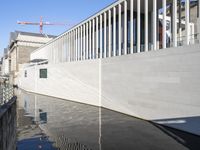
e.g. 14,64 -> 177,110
0,84 -> 14,106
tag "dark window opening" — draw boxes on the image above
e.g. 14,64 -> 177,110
24,70 -> 27,78
39,69 -> 47,78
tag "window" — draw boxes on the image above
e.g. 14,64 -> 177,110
24,70 -> 27,77
39,69 -> 47,78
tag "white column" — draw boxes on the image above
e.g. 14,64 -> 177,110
89,20 -> 92,59
73,31 -> 75,61
66,35 -> 68,62
145,0 -> 148,51
71,31 -> 73,61
71,32 -> 73,61
80,26 -> 83,60
63,36 -> 66,62
162,0 -> 167,49
113,7 -> 116,57
69,32 -> 71,61
70,32 -> 72,61
108,9 -> 111,57
67,32 -> 71,62
83,24 -> 86,60
66,34 -> 68,62
61,38 -> 63,62
92,19 -> 95,59
104,12 -> 107,58
86,22 -> 88,59
137,0 -> 141,53
96,17 -> 99,59
118,3 -> 122,56
60,37 -> 63,62
75,29 -> 78,61
78,27 -> 80,60
74,29 -> 76,61
64,35 -> 66,62
63,34 -> 68,62
53,42 -> 55,63
124,0 -> 127,55
100,14 -> 103,59
173,0 -> 177,47
185,0 -> 190,45
65,33 -> 69,62
76,27 -> 79,61
71,30 -> 75,61
153,0 -> 157,50
130,0 -> 134,54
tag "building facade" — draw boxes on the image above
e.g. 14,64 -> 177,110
2,31 -> 56,84
31,0 -> 200,64
19,0 -> 200,136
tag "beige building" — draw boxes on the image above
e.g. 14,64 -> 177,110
3,31 -> 56,84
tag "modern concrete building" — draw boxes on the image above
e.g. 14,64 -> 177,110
19,0 -> 200,136
31,0 -> 200,63
3,31 -> 56,84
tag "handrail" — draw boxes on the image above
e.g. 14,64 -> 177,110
0,84 -> 14,106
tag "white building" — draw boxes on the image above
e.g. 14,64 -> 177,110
19,0 -> 200,136
31,0 -> 200,63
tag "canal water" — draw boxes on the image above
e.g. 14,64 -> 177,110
16,89 -> 200,150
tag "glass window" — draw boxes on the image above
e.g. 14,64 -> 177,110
39,69 -> 47,78
24,70 -> 27,77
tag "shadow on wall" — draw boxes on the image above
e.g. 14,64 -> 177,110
151,122 -> 200,150
153,116 -> 200,136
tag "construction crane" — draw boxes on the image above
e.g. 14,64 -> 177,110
17,16 -> 68,34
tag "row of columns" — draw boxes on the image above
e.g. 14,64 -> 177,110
48,0 -> 195,64
64,0 -> 146,62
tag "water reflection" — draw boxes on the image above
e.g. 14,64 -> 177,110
16,89 -> 200,150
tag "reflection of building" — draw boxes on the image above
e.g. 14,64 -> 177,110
1,31 -> 56,84
19,0 -> 200,136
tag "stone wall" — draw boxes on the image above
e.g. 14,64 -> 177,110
0,97 -> 17,150
10,45 -> 39,85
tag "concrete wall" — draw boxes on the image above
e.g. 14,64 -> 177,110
10,45 -> 39,85
10,45 -> 38,73
102,44 -> 200,119
0,97 -> 17,150
101,44 -> 200,135
19,60 -> 100,106
30,45 -> 50,60
18,46 -> 37,65
18,44 -> 200,135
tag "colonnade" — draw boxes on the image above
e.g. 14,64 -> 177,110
35,0 -> 200,64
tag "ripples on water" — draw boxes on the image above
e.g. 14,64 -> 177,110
16,89 -> 200,150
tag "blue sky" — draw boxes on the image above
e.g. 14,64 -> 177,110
0,0 -> 115,56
